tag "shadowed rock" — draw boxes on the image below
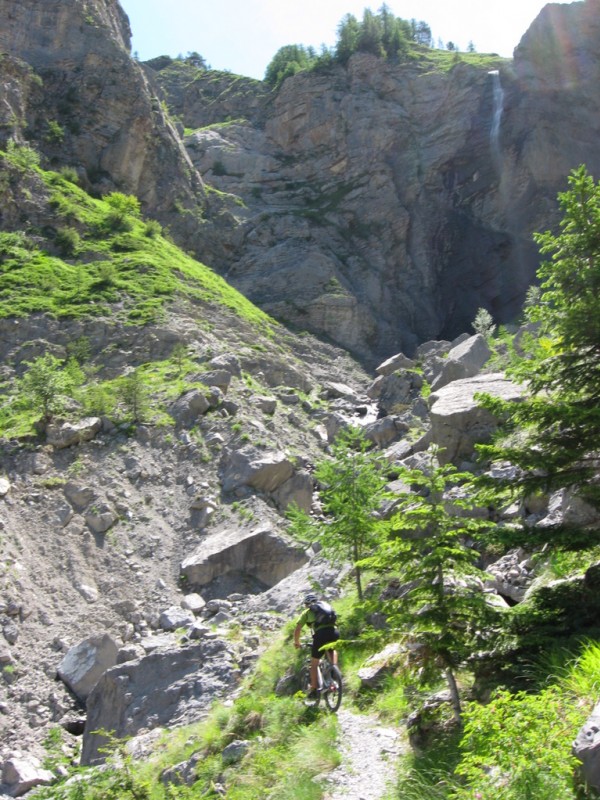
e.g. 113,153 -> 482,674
180,527 -> 308,593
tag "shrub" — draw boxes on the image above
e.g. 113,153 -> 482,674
103,192 -> 141,232
472,307 -> 496,338
54,227 -> 80,257
45,120 -> 65,143
143,219 -> 162,238
5,140 -> 40,170
452,686 -> 586,800
59,166 -> 79,184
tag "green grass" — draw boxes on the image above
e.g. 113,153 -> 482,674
0,148 -> 275,334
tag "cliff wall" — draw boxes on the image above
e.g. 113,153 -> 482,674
1,0 -> 599,364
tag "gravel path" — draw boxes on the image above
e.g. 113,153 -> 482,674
321,708 -> 404,800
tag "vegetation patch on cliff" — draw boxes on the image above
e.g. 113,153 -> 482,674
0,143 -> 275,333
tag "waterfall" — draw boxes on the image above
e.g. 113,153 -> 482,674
488,69 -> 504,171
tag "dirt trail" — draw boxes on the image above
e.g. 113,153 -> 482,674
321,708 -> 405,800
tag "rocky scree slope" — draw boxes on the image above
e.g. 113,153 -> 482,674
0,144 -> 372,782
0,298 -> 371,777
5,312 -> 600,795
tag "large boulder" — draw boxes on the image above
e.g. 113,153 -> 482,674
536,488 -> 600,529
364,416 -> 409,448
219,446 -> 294,494
63,482 -> 97,512
1,756 -> 54,797
84,501 -> 118,534
159,606 -> 195,632
180,527 -> 308,592
272,470 -> 314,513
168,389 -> 211,428
57,633 -> 119,702
81,640 -> 237,765
357,642 -> 404,688
375,352 -> 415,376
46,417 -> 102,449
378,370 -> 423,415
430,334 -> 492,391
428,373 -> 523,465
197,369 -> 232,393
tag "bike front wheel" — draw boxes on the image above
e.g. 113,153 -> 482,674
323,665 -> 342,712
299,665 -> 320,707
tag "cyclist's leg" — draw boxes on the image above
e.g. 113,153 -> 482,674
313,627 -> 339,681
310,657 -> 319,689
326,627 -> 340,665
310,634 -> 321,690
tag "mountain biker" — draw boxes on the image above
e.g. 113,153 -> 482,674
293,593 -> 339,698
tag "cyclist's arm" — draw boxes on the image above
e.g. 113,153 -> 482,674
293,608 -> 311,648
293,622 -> 302,648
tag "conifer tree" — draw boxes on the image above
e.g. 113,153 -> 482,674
362,455 -> 496,723
478,166 -> 600,509
335,14 -> 361,64
287,426 -> 388,599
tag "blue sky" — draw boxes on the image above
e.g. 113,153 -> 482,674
119,0 -> 572,80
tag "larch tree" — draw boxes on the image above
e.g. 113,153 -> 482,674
287,426 -> 388,600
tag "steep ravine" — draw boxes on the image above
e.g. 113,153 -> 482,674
1,0 -> 600,366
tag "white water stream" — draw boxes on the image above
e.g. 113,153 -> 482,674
488,69 -> 504,173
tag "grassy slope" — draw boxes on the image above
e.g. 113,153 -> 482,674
0,145 -> 280,438
0,150 -> 274,332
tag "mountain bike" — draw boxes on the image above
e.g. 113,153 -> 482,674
298,644 -> 343,712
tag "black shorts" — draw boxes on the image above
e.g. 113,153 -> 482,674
311,626 -> 339,659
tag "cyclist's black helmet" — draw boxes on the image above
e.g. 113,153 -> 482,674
304,593 -> 318,606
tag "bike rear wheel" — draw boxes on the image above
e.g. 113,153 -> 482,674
323,665 -> 342,712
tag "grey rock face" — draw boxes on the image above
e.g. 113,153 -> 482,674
3,1 -> 600,369
172,41 -> 598,364
57,633 -> 118,702
428,373 -> 523,465
81,640 -> 237,765
180,527 -> 308,593
0,0 -> 203,241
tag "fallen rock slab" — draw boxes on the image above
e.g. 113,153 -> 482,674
81,640 -> 237,765
57,633 -> 118,702
180,527 -> 308,591
429,373 -> 523,465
